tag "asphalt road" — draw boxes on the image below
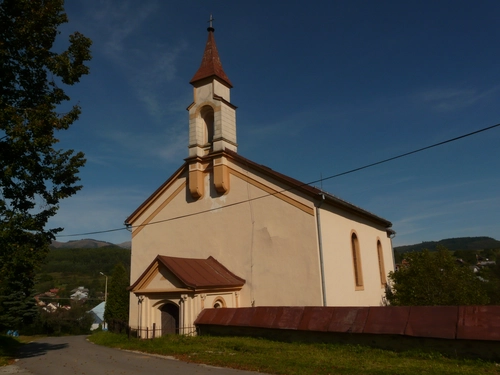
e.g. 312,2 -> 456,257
1,336 -> 264,375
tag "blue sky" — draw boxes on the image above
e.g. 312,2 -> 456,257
50,1 -> 500,247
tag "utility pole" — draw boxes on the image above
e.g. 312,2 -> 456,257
100,272 -> 108,303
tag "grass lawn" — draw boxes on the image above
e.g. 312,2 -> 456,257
89,332 -> 500,375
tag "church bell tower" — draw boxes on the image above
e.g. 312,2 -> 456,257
186,17 -> 237,199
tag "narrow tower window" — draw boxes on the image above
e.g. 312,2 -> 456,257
201,106 -> 214,148
351,232 -> 364,290
377,240 -> 387,286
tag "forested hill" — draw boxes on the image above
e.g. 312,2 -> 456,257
394,237 -> 500,253
51,238 -> 131,249
40,247 -> 131,276
35,246 -> 131,299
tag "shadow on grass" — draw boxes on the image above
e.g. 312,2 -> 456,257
0,335 -> 21,361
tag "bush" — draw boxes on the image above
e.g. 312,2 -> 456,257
37,302 -> 94,335
386,247 -> 489,306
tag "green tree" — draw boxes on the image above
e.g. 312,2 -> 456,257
104,263 -> 130,332
386,247 -> 489,306
478,261 -> 500,305
0,0 -> 91,331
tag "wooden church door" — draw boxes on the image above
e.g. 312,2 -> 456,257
160,303 -> 179,335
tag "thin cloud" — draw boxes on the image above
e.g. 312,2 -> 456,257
50,186 -> 145,242
131,42 -> 189,121
99,125 -> 188,164
247,107 -> 334,137
90,0 -> 158,56
79,1 -> 188,121
392,195 -> 500,241
417,87 -> 498,112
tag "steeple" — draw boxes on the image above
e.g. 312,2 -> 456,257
186,17 -> 237,199
190,16 -> 232,88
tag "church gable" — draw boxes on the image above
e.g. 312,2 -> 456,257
126,163 -> 188,229
129,256 -> 183,292
149,264 -> 186,290
126,155 -> 319,241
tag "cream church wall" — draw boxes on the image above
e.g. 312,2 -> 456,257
135,290 -> 240,336
319,205 -> 394,306
128,164 -> 324,328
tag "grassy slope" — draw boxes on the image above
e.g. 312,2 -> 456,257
0,336 -> 23,366
88,332 -> 499,375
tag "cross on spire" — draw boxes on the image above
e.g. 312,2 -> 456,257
207,14 -> 215,31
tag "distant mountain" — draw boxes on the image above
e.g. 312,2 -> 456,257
117,241 -> 132,249
51,239 -> 131,249
394,236 -> 500,253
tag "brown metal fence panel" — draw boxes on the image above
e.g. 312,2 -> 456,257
457,305 -> 500,341
327,306 -> 369,333
194,305 -> 500,341
405,306 -> 458,339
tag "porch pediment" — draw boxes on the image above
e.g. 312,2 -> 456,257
129,255 -> 245,293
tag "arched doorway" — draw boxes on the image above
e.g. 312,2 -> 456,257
160,303 -> 179,335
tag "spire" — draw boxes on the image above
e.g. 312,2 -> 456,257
190,16 -> 233,88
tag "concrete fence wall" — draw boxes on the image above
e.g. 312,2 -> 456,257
194,306 -> 500,360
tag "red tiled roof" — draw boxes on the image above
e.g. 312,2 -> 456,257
190,28 -> 232,88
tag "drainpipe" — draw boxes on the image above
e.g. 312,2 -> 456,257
387,229 -> 397,271
315,194 -> 327,306
137,296 -> 144,338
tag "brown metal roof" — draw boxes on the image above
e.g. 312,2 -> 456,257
158,255 -> 245,288
223,149 -> 393,228
190,27 -> 233,88
129,255 -> 245,291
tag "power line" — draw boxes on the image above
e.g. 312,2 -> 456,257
56,122 -> 500,239
307,122 -> 500,185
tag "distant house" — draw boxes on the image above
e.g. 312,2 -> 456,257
70,286 -> 89,300
43,303 -> 59,312
89,302 -> 106,330
477,260 -> 496,267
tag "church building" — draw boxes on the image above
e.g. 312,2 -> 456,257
126,23 -> 395,335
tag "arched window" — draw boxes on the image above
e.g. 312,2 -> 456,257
377,240 -> 387,286
351,232 -> 364,290
213,297 -> 226,308
200,106 -> 214,148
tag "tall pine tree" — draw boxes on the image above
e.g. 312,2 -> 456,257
104,263 -> 130,332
